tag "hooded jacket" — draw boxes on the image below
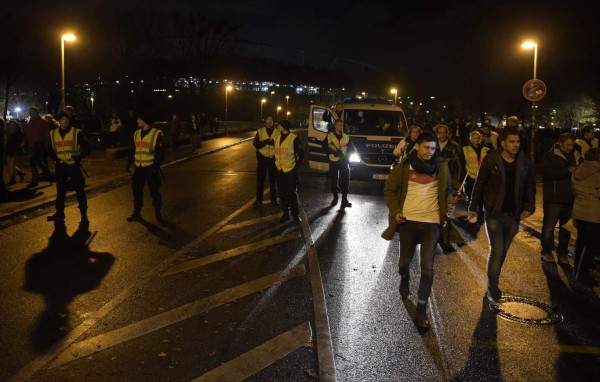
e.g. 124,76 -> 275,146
540,146 -> 582,204
572,160 -> 600,223
469,149 -> 535,216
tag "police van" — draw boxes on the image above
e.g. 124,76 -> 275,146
308,100 -> 408,180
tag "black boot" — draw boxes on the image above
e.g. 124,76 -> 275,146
341,195 -> 352,208
47,212 -> 65,222
399,276 -> 410,299
416,303 -> 430,330
126,211 -> 142,222
330,194 -> 338,206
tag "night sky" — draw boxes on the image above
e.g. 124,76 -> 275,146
10,0 -> 600,115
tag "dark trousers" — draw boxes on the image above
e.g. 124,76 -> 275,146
398,221 -> 441,303
277,168 -> 299,217
29,144 -> 51,182
256,155 -> 277,202
541,203 -> 572,255
55,164 -> 87,213
132,166 -> 162,213
573,219 -> 600,282
463,176 -> 483,212
329,160 -> 350,195
484,212 -> 520,299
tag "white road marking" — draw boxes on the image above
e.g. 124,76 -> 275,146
9,195 -> 266,381
192,321 -> 313,382
162,232 -> 301,276
50,265 -> 307,368
297,200 -> 337,382
219,213 -> 282,232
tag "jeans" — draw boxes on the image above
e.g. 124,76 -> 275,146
398,221 -> 441,303
484,212 -> 520,299
573,219 -> 600,282
541,203 -> 572,255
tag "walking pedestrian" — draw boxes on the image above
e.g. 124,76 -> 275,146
435,123 -> 463,191
46,112 -> 92,223
382,132 -> 455,329
253,115 -> 279,206
4,120 -> 26,185
125,113 -> 165,223
393,125 -> 422,162
540,133 -> 581,264
462,130 -> 489,223
274,120 -> 303,223
189,113 -> 202,151
468,127 -> 536,306
21,107 -> 52,187
326,119 -> 352,207
571,148 -> 600,287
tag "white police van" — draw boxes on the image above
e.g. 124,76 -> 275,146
308,100 -> 408,180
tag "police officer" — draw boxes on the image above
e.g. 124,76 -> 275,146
576,124 -> 599,158
126,113 -> 165,223
327,119 -> 352,207
253,115 -> 280,206
47,112 -> 91,223
274,120 -> 303,223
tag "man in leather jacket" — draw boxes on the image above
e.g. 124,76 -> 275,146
468,127 -> 535,306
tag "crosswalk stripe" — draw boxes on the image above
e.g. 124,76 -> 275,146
49,265 -> 307,368
191,321 -> 313,382
219,213 -> 282,232
162,232 -> 301,277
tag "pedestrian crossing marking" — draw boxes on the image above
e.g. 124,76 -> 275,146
49,265 -> 307,368
192,321 -> 313,382
219,214 -> 282,232
162,232 -> 301,277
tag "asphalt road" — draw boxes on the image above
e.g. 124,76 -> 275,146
1,132 -> 599,381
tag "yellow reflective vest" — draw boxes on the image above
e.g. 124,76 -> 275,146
50,127 -> 80,165
576,138 -> 599,158
463,145 -> 489,179
275,133 -> 298,173
327,132 -> 349,162
134,128 -> 162,167
257,127 -> 280,158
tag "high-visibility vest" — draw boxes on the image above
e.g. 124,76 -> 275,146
275,133 -> 297,173
576,138 -> 599,158
463,145 -> 489,179
327,132 -> 349,162
134,128 -> 162,167
50,127 -> 80,165
257,127 -> 280,158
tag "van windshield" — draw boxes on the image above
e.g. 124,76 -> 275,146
343,110 -> 404,136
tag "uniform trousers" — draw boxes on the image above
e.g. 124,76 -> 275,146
55,163 -> 87,213
132,166 -> 162,213
277,168 -> 299,217
329,160 -> 350,195
256,155 -> 277,202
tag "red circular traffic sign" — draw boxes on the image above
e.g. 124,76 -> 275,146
523,79 -> 547,102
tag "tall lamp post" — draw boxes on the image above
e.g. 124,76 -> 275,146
270,91 -> 275,103
522,40 -> 538,161
276,106 -> 282,120
225,85 -> 232,121
390,88 -> 398,106
260,98 -> 266,121
61,33 -> 76,111
285,95 -> 290,113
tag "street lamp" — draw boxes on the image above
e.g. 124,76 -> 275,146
270,91 -> 275,103
522,40 -> 539,161
286,111 -> 291,118
260,98 -> 266,121
90,97 -> 94,111
276,106 -> 282,120
390,88 -> 398,106
225,85 -> 232,121
286,95 -> 290,112
61,33 -> 76,111
15,107 -> 21,119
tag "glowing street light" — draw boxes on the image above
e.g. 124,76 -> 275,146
225,85 -> 233,121
390,88 -> 398,106
90,97 -> 94,111
286,111 -> 291,117
260,98 -> 266,121
61,33 -> 76,111
270,91 -> 275,102
276,105 -> 282,120
15,107 -> 22,119
285,95 -> 290,112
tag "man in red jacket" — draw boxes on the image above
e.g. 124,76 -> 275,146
21,107 -> 52,187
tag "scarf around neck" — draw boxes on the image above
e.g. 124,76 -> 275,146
408,149 -> 439,176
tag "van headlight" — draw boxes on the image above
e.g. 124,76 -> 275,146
349,152 -> 361,163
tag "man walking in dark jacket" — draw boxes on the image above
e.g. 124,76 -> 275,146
468,127 -> 536,306
540,133 -> 581,264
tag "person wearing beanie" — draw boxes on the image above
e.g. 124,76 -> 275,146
125,113 -> 166,223
46,111 -> 92,223
253,114 -> 280,206
325,118 -> 352,207
274,120 -> 304,223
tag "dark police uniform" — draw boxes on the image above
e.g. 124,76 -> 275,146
275,121 -> 303,222
326,131 -> 352,207
253,124 -> 280,205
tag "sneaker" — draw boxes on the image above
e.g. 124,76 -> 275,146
399,277 -> 409,299
541,252 -> 555,263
